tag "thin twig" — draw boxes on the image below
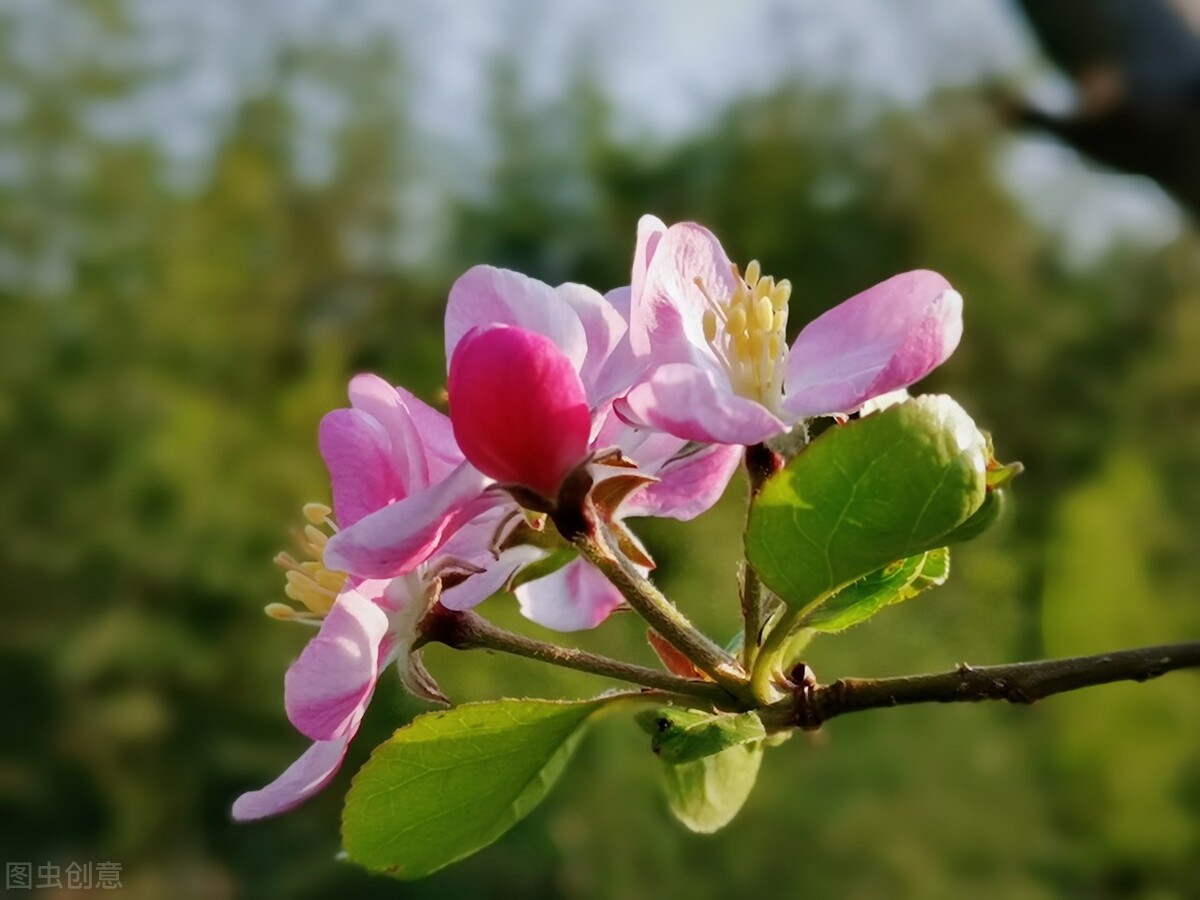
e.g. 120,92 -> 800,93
761,642 -> 1200,730
570,527 -> 750,696
422,606 -> 740,709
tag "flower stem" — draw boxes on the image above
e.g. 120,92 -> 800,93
570,526 -> 751,698
422,606 -> 741,709
740,443 -> 781,671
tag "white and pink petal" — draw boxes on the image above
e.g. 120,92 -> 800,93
783,270 -> 962,419
622,442 -> 742,521
323,461 -> 498,578
616,362 -> 786,446
514,557 -> 627,632
231,736 -> 351,822
318,408 -> 401,528
444,266 -> 589,376
629,222 -> 736,365
284,590 -> 391,742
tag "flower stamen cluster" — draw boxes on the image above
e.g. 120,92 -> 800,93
698,259 -> 792,412
266,503 -> 345,623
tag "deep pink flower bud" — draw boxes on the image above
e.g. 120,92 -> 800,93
448,324 -> 592,499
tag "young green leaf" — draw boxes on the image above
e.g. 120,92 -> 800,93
637,708 -> 766,764
661,742 -> 764,834
803,548 -> 950,632
342,698 -> 607,878
746,395 -> 986,613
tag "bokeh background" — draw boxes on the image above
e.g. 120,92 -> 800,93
4,1 -> 1200,897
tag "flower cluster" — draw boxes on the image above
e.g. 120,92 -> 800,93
233,215 -> 962,821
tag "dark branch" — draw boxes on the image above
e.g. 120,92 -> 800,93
421,605 -> 739,709
765,642 -> 1200,730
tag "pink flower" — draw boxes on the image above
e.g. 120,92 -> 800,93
324,265 -> 740,631
233,380 -> 527,821
615,216 -> 963,445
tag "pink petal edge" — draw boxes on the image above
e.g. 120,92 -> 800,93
783,270 -> 962,419
623,442 -> 742,521
318,408 -> 401,529
514,557 -> 627,632
616,362 -> 786,445
231,736 -> 350,821
323,461 -> 496,578
284,590 -> 391,742
444,265 -> 588,376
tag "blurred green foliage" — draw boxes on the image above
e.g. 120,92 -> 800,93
2,3 -> 1198,898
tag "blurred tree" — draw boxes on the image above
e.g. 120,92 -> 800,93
1013,0 -> 1200,215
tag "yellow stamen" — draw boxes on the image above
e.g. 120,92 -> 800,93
313,568 -> 346,592
303,502 -> 333,525
284,578 -> 336,615
268,504 -> 348,624
697,257 -> 792,411
727,304 -> 747,336
772,279 -> 792,309
755,295 -> 774,332
274,551 -> 302,573
304,524 -> 329,550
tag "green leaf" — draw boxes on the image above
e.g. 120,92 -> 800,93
661,742 -> 763,834
746,395 -> 986,612
637,708 -> 766,764
803,548 -> 950,632
342,698 -> 607,878
938,488 -> 1007,545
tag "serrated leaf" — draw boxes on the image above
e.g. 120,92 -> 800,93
636,709 -> 766,764
803,548 -> 950,632
746,395 -> 986,613
661,742 -> 763,834
342,698 -> 607,879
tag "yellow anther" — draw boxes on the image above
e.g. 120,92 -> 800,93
753,276 -> 774,302
304,524 -> 329,550
755,295 -> 775,332
303,502 -> 333,525
772,309 -> 788,333
772,279 -> 792,309
748,333 -> 766,362
727,304 -> 748,337
314,568 -> 346,592
285,579 -> 336,615
702,309 -> 718,344
743,259 -> 761,287
732,330 -> 752,358
274,551 -> 302,572
269,503 -> 347,623
768,334 -> 782,360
